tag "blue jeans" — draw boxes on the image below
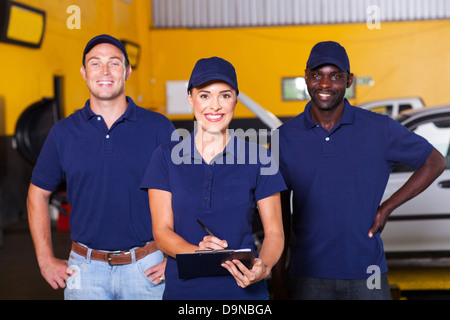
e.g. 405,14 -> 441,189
64,245 -> 165,300
289,274 -> 392,300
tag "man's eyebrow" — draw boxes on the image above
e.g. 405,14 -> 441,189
87,56 -> 123,62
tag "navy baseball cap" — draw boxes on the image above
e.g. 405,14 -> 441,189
83,34 -> 129,66
306,41 -> 350,73
187,57 -> 239,95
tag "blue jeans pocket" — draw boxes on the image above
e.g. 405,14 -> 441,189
65,250 -> 87,294
136,250 -> 165,285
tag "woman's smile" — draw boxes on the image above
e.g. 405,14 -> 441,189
204,113 -> 225,122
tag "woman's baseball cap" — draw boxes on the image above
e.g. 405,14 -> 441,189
187,57 -> 239,95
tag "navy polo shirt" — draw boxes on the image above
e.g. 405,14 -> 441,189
31,97 -> 176,251
278,100 -> 433,279
141,132 -> 286,299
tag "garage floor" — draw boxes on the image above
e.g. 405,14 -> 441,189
0,219 -> 71,300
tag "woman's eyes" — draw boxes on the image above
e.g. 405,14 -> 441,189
199,94 -> 232,99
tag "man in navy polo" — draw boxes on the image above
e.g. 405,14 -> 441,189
272,41 -> 446,299
27,34 -> 175,299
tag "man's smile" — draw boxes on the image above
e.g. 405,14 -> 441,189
97,80 -> 114,86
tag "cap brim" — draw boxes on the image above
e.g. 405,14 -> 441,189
307,57 -> 349,72
83,37 -> 129,65
189,75 -> 239,93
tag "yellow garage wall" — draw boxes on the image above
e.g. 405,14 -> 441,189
148,19 -> 450,120
0,0 -> 153,135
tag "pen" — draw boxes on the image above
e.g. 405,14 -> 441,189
197,219 -> 216,237
197,219 -> 231,250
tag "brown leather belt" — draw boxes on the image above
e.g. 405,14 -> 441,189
71,241 -> 158,266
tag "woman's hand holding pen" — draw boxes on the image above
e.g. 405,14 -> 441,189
198,234 -> 268,288
197,220 -> 228,250
222,258 -> 268,288
196,219 -> 269,288
198,235 -> 228,251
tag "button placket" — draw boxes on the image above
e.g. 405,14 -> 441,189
90,115 -> 113,154
203,166 -> 213,213
322,133 -> 335,156
103,131 -> 113,153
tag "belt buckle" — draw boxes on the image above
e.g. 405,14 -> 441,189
107,250 -> 129,266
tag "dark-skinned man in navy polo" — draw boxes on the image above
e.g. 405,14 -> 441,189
27,34 -> 176,300
271,41 -> 446,300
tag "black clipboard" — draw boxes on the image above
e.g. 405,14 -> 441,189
176,249 -> 255,279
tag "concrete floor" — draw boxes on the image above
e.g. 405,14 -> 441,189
0,219 -> 71,300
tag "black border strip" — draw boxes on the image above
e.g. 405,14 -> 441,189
389,214 -> 450,221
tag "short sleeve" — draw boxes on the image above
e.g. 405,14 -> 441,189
30,128 -> 64,191
254,145 -> 287,201
385,117 -> 434,170
140,144 -> 171,192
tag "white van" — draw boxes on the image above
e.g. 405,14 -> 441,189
358,97 -> 424,117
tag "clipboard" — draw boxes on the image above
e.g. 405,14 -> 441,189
176,249 -> 255,279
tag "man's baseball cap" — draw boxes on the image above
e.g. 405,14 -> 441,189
83,34 -> 129,66
306,41 -> 350,73
187,57 -> 239,95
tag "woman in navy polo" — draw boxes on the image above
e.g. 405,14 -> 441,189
141,57 -> 286,299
